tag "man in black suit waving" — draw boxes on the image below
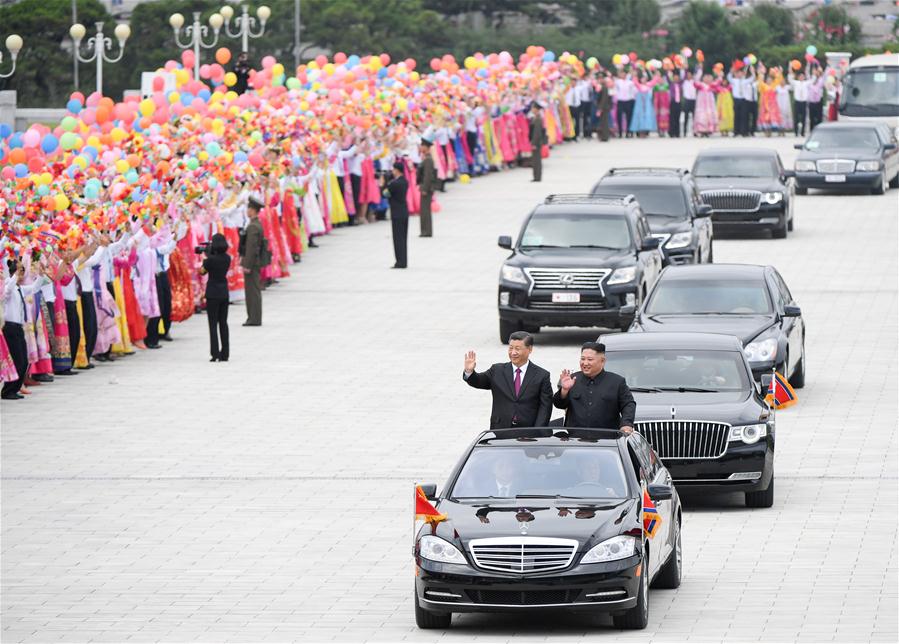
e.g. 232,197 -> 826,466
463,331 -> 553,429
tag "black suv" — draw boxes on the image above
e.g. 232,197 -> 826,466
591,167 -> 714,265
497,194 -> 663,341
600,332 -> 776,508
692,148 -> 795,239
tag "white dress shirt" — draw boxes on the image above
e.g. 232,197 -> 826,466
614,78 -> 636,101
3,274 -> 49,325
75,246 -> 105,293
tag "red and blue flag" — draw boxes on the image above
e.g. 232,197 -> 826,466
642,489 -> 661,539
765,371 -> 797,409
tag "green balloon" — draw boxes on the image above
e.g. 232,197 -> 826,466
60,116 -> 78,132
286,77 -> 301,90
59,131 -> 79,150
186,157 -> 199,170
125,169 -> 139,184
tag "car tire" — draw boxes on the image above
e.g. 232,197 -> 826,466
613,551 -> 649,629
890,172 -> 899,189
772,213 -> 788,239
707,240 -> 714,263
414,593 -> 451,629
787,211 -> 794,232
499,319 -> 519,344
652,516 -> 681,589
871,172 -> 887,195
790,344 -> 806,389
795,186 -> 808,196
745,475 -> 775,508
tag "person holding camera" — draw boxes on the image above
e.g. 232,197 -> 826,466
239,196 -> 265,326
199,234 -> 231,362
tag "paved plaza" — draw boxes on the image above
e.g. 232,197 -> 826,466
2,136 -> 897,642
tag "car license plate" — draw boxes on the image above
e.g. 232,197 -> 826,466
552,292 -> 580,303
825,174 -> 846,183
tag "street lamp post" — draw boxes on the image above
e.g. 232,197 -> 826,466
220,4 -> 271,53
69,22 -> 130,95
170,11 -> 225,80
0,34 -> 24,79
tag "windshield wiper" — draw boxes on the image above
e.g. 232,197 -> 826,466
520,244 -> 563,249
630,386 -> 663,393
657,386 -> 719,393
569,244 -> 622,250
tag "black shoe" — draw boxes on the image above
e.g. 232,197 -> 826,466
419,234 -> 432,238
33,374 -> 55,383
95,354 -> 109,362
391,264 -> 407,269
210,357 -> 219,362
146,343 -> 161,349
219,357 -> 229,362
242,322 -> 261,327
54,370 -> 78,376
160,335 -> 173,342
1,393 -> 24,400
77,363 -> 96,369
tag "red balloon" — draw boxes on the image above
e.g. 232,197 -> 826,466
152,76 -> 165,92
315,54 -> 327,67
28,156 -> 44,173
430,58 -> 441,71
248,152 -> 264,168
379,53 -> 390,66
334,52 -> 347,64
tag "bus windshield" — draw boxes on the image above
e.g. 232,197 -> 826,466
839,67 -> 899,118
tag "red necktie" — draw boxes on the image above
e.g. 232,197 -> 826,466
514,368 -> 522,397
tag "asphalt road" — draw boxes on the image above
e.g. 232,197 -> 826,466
2,134 -> 897,642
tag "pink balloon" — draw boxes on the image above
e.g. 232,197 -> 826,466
262,55 -> 276,69
164,60 -> 179,71
199,64 -> 211,79
22,129 -> 41,148
69,91 -> 85,105
86,92 -> 102,107
334,52 -> 347,64
80,108 -> 97,125
380,53 -> 390,66
182,50 -> 195,70
1,166 -> 15,180
248,151 -> 264,167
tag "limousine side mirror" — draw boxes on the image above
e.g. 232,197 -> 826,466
783,305 -> 802,317
884,143 -> 898,151
498,235 -> 513,250
642,236 -> 661,250
420,483 -> 438,501
647,484 -> 673,501
793,143 -> 805,150
696,204 -> 713,217
782,170 -> 795,179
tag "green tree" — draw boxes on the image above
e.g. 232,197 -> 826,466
749,2 -> 795,46
0,0 -> 111,107
611,0 -> 661,34
674,1 -> 734,67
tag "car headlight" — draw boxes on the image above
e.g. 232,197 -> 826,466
744,337 -> 778,362
794,160 -> 815,172
500,264 -> 528,285
580,535 -> 638,564
856,160 -> 882,172
608,266 -> 637,285
666,232 -> 693,249
763,192 -> 783,205
418,535 -> 467,565
729,423 -> 768,445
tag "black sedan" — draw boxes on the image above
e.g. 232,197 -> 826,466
692,148 -> 795,239
414,427 -> 681,630
600,332 -> 775,508
630,264 -> 806,388
793,121 -> 899,195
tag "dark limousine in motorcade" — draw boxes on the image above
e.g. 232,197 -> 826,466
414,427 -> 681,630
599,332 -> 775,508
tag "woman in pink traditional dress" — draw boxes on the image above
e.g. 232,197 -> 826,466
90,263 -> 122,357
756,67 -> 784,136
693,72 -> 721,137
22,263 -> 53,384
652,71 -> 671,135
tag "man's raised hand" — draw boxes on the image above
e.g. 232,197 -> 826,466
560,369 -> 576,392
464,350 -> 477,373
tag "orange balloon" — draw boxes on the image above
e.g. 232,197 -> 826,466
126,153 -> 140,168
8,148 -> 26,165
96,106 -> 111,124
215,47 -> 231,65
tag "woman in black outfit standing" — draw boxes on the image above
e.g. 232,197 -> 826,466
200,234 -> 231,362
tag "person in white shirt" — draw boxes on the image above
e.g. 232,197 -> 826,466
3,259 -> 48,399
614,70 -> 636,138
75,236 -> 106,364
789,71 -> 809,136
682,69 -> 698,136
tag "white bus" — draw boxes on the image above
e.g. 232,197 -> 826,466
838,53 -> 899,130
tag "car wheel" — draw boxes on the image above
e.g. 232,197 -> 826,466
745,475 -> 775,508
499,319 -> 519,344
414,592 -> 452,629
787,210 -> 794,231
772,213 -> 788,239
789,343 -> 806,389
795,186 -> 808,195
890,172 -> 899,189
613,550 -> 649,629
707,240 -> 714,263
871,172 -> 887,195
652,516 -> 681,589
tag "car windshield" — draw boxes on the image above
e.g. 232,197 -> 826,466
646,278 -> 772,314
805,128 -> 881,151
601,184 -> 687,218
520,213 -> 633,250
839,68 -> 899,117
693,156 -> 775,178
451,446 -> 629,500
606,349 -> 749,392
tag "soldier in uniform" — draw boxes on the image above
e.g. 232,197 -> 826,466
416,139 -> 437,238
240,197 -> 265,326
529,103 -> 546,182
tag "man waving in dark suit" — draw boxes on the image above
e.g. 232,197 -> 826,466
463,331 -> 553,429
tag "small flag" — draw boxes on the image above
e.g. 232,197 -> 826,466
415,485 -> 446,524
642,489 -> 661,539
765,371 -> 797,409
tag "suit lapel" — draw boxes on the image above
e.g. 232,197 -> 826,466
516,364 -> 537,400
503,362 -> 515,398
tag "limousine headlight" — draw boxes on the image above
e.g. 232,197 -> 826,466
419,535 -> 466,564
729,423 -> 768,445
581,535 -> 637,564
744,338 -> 777,362
856,160 -> 882,172
794,160 -> 815,172
763,192 -> 783,205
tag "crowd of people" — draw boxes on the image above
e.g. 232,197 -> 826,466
0,47 -> 582,400
566,51 -> 843,140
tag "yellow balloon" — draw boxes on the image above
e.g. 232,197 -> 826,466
139,98 -> 155,117
307,60 -> 319,70
115,159 -> 129,174
299,100 -> 309,111
272,63 -> 285,76
224,72 -> 237,87
323,63 -> 334,76
86,135 -> 101,148
198,151 -> 209,161
168,92 -> 180,105
40,172 -> 53,185
74,156 -> 88,170
225,91 -> 238,101
410,71 -> 420,82
54,194 -> 70,211
111,127 -> 127,143
380,102 -> 391,113
460,174 -> 471,184
396,98 -> 408,111
174,69 -> 189,86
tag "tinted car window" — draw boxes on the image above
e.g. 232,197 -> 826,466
520,213 -> 632,250
646,278 -> 773,314
607,349 -> 750,391
693,156 -> 775,178
839,68 -> 899,117
451,446 -> 629,499
772,270 -> 792,304
806,127 -> 881,151
604,185 -> 687,218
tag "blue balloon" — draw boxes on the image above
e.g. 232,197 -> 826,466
37,184 -> 50,196
8,133 -> 23,149
234,150 -> 248,164
450,75 -> 461,85
66,99 -> 82,114
377,67 -> 388,78
0,124 -> 11,139
82,145 -> 98,159
543,51 -> 556,62
180,92 -> 194,106
84,184 -> 99,199
346,54 -> 360,68
476,69 -> 488,78
198,89 -> 212,101
14,163 -> 28,178
41,134 -> 59,154
0,147 -> 4,161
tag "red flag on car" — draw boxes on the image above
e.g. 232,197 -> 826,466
765,371 -> 797,409
415,485 -> 446,524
